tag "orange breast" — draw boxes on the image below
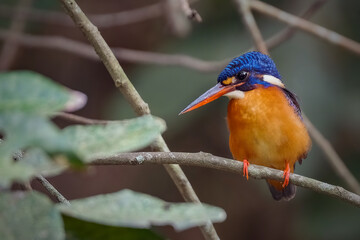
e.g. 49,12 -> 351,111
227,86 -> 311,172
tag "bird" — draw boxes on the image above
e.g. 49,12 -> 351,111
180,51 -> 311,201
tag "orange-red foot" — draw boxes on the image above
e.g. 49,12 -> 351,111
282,162 -> 290,188
243,159 -> 249,180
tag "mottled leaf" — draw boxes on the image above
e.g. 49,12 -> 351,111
59,189 -> 226,231
61,115 -> 166,161
0,148 -> 67,187
0,112 -> 71,165
0,71 -> 86,115
0,191 -> 65,240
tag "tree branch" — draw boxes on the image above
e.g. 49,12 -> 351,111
264,0 -> 329,50
235,0 -> 269,55
178,0 -> 202,22
0,2 -> 163,28
57,1 -> 219,239
91,152 -> 360,208
55,112 -> 109,125
0,30 -> 226,72
36,175 -> 70,206
54,111 -> 357,195
249,0 -> 360,55
303,116 -> 360,194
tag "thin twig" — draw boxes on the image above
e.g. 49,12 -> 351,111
178,0 -> 202,22
0,0 -> 333,71
0,30 -> 225,72
89,3 -> 163,27
91,152 -> 360,208
249,0 -> 360,55
264,0 -> 329,50
235,0 -> 268,54
55,112 -> 109,125
303,116 -> 360,194
36,175 -> 70,206
0,2 -> 163,28
0,0 -> 32,70
57,1 -> 218,239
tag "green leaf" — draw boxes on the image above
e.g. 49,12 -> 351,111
0,191 -> 65,240
0,71 -> 85,115
63,216 -> 164,240
0,148 -> 67,187
0,113 -> 165,186
0,112 -> 71,164
58,189 -> 226,231
61,115 -> 166,161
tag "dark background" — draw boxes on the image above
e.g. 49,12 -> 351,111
1,0 -> 360,239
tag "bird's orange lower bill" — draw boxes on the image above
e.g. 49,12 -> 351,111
179,83 -> 235,114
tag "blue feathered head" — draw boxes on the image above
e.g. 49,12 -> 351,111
217,51 -> 281,82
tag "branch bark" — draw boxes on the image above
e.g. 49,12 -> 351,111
57,1 -> 218,239
91,152 -> 360,207
36,175 -> 70,206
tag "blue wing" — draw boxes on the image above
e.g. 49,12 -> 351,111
281,88 -> 302,119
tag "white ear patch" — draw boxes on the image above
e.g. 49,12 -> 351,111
263,75 -> 284,87
224,90 -> 245,99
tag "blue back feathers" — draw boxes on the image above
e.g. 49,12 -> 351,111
217,51 -> 281,82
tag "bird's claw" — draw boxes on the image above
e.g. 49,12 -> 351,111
243,159 -> 249,180
282,162 -> 290,188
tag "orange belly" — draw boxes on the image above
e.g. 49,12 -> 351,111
227,86 -> 311,172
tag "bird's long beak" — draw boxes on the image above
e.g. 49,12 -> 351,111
179,82 -> 239,115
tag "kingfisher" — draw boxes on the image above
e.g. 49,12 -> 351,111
180,51 -> 311,200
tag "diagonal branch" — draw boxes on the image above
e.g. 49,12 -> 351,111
264,0 -> 329,50
57,1 -> 219,239
249,0 -> 360,55
235,0 -> 268,54
91,152 -> 360,208
303,116 -> 360,194
36,175 -> 70,206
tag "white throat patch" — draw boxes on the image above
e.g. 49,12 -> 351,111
262,75 -> 284,87
224,90 -> 245,99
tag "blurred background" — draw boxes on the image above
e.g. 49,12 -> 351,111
1,0 -> 359,239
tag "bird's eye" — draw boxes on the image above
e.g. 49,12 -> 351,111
237,71 -> 248,81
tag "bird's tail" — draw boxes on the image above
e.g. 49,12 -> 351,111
266,179 -> 296,201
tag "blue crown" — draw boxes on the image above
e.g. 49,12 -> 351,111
217,51 -> 281,82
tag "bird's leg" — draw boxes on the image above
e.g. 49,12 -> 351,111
243,159 -> 249,180
282,162 -> 290,188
